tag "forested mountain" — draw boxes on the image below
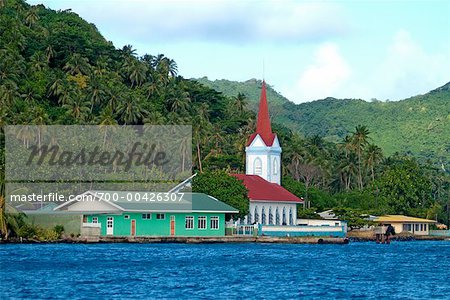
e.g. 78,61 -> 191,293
196,78 -> 450,165
0,0 -> 449,239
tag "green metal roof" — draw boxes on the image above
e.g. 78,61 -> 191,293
83,191 -> 239,213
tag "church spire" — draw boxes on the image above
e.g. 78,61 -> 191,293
245,80 -> 281,185
255,81 -> 274,146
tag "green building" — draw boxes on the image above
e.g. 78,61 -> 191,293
54,191 -> 238,237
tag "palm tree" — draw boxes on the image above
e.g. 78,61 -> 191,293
0,81 -> 19,107
208,124 -> 225,156
232,93 -> 248,115
31,107 -> 49,149
62,93 -> 90,122
48,77 -> 65,98
123,58 -> 147,88
0,47 -> 25,81
116,95 -> 147,124
168,88 -> 190,113
151,54 -> 165,69
192,104 -> 211,173
20,85 -> 39,103
121,44 -> 137,58
0,194 -> 7,239
45,45 -> 55,62
63,53 -> 90,76
337,153 -> 358,190
30,52 -> 47,72
151,54 -> 176,85
105,87 -> 123,112
87,76 -> 106,112
48,77 -> 73,106
165,58 -> 178,77
93,55 -> 110,76
142,81 -> 159,99
25,6 -> 39,27
352,125 -> 370,190
16,125 -> 36,148
144,111 -> 166,125
365,143 -> 383,184
97,108 -> 118,146
341,135 -> 354,157
178,134 -> 191,173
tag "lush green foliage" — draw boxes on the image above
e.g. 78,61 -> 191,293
192,171 -> 249,218
0,0 -> 448,239
332,207 -> 374,230
0,0 -> 255,238
296,208 -> 322,220
197,78 -> 450,166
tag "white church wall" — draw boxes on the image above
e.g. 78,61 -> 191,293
246,153 -> 269,178
246,134 -> 282,185
246,202 -> 297,226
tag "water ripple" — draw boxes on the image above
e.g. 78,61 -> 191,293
0,241 -> 449,299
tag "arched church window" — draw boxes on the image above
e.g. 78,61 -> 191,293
254,157 -> 262,175
282,207 -> 287,225
268,207 -> 273,225
261,207 -> 266,224
289,207 -> 293,225
275,208 -> 280,225
254,207 -> 259,223
273,158 -> 278,175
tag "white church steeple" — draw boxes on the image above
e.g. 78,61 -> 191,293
245,81 -> 282,185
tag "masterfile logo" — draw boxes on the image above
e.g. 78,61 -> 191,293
5,125 -> 193,206
5,125 -> 192,182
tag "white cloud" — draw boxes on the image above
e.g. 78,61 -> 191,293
371,29 -> 450,100
284,30 -> 450,103
284,43 -> 352,102
29,0 -> 349,44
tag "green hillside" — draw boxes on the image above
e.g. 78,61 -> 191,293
0,0 -> 449,236
196,78 -> 450,163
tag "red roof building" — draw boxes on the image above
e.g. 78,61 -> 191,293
231,174 -> 301,203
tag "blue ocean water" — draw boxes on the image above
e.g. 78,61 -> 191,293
1,241 -> 449,299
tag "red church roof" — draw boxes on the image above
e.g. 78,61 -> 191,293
231,174 -> 303,203
247,81 -> 276,146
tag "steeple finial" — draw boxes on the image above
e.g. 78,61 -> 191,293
263,59 -> 265,81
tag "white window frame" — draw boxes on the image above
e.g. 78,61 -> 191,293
185,216 -> 194,230
273,158 -> 278,175
142,213 -> 152,220
254,158 -> 262,175
210,216 -> 219,230
198,216 -> 207,230
124,215 -> 130,219
156,213 -> 165,220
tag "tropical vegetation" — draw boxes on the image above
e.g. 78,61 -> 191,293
0,0 -> 448,239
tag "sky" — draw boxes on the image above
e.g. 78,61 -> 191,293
28,0 -> 450,103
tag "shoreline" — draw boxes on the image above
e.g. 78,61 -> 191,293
1,235 -> 449,244
348,232 -> 449,242
1,236 -> 350,244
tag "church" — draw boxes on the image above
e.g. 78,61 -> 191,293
231,81 -> 303,225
